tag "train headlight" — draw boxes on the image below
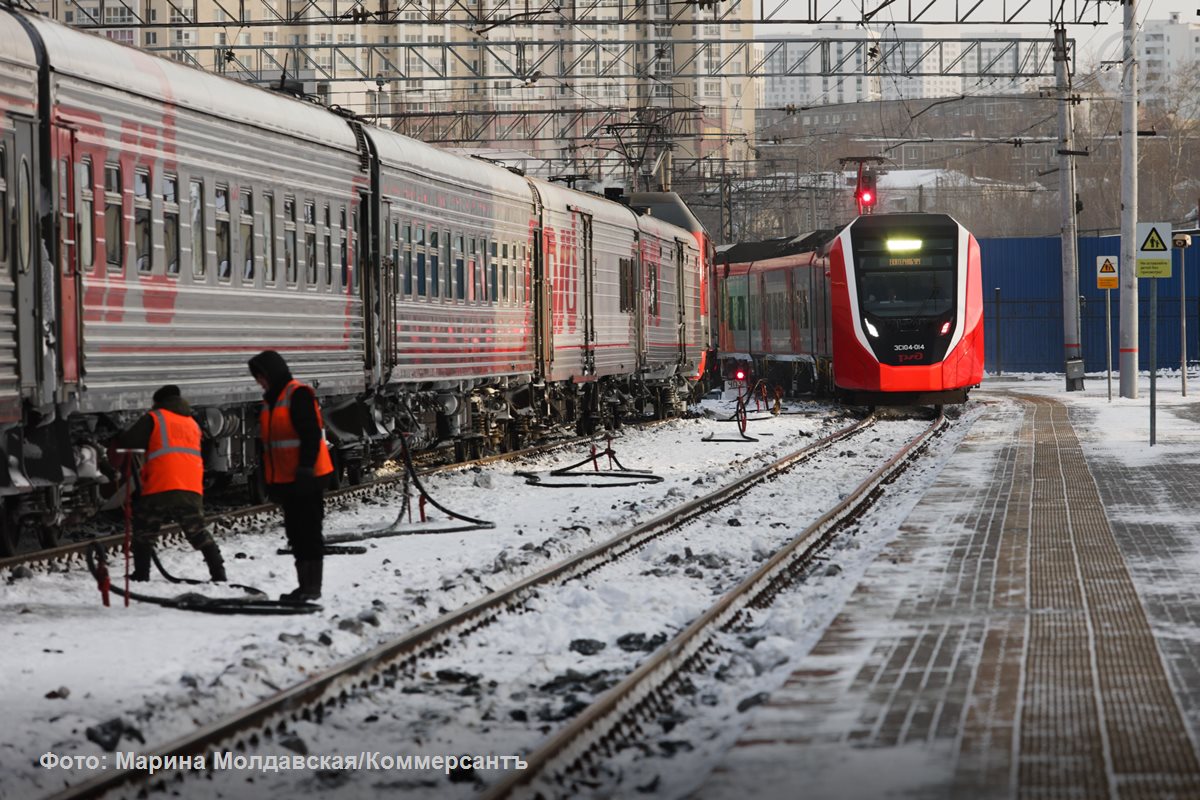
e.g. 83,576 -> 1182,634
939,321 -> 952,335
864,319 -> 880,338
885,238 -> 922,253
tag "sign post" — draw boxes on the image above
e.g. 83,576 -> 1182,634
1137,222 -> 1172,446
1097,256 -> 1119,402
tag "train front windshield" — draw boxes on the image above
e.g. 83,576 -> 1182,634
852,227 -> 957,319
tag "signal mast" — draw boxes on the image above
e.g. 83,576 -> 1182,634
840,156 -> 886,216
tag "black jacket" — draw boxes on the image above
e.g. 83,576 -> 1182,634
114,394 -> 195,452
248,350 -> 322,471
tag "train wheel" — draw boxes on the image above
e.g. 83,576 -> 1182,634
36,523 -> 60,549
327,450 -> 345,490
248,468 -> 268,506
0,501 -> 17,557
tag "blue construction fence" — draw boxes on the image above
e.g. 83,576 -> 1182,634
980,235 -> 1200,374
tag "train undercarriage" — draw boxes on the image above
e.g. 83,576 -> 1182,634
0,370 -> 693,557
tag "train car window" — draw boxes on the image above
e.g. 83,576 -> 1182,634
339,207 -> 348,289
104,164 -> 122,271
304,201 -> 317,286
484,242 -> 496,303
855,232 -> 956,318
189,179 -> 205,279
522,244 -> 529,302
134,169 -> 152,273
163,175 -> 179,275
403,225 -> 412,297
619,258 -> 634,312
263,193 -> 276,283
455,233 -> 465,301
284,196 -> 297,285
415,225 -> 426,296
324,205 -> 333,288
17,160 -> 31,275
444,231 -> 452,299
429,230 -> 439,298
77,159 -> 93,271
648,256 -> 659,317
240,189 -> 254,281
215,185 -> 231,280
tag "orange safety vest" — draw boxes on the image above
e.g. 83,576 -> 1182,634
258,379 -> 334,485
141,409 -> 204,496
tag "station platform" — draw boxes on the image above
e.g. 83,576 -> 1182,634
700,383 -> 1200,800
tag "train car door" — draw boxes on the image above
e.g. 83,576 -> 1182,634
576,210 -> 594,375
12,118 -> 47,408
0,127 -> 21,422
675,239 -> 687,365
632,233 -> 645,369
53,125 -> 80,393
358,190 -> 381,382
380,203 -> 397,373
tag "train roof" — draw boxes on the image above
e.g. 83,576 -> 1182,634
367,128 -> 533,199
0,10 -> 35,70
3,9 -> 358,152
627,192 -> 706,234
715,230 -> 836,265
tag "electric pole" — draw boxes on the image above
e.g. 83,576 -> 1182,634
1056,27 -> 1084,391
1120,0 -> 1140,398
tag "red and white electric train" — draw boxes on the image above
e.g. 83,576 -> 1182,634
715,213 -> 985,406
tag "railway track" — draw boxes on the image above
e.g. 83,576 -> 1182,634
485,411 -> 947,799
46,411 -> 891,800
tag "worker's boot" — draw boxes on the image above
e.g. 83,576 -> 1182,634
201,544 -> 226,582
130,542 -> 152,582
280,560 -> 322,603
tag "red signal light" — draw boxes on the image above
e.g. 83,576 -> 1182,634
860,190 -> 873,204
735,369 -> 746,381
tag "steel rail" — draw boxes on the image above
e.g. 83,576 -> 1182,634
483,412 -> 947,800
47,414 -> 876,800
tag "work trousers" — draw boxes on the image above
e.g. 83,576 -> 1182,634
134,490 -> 213,550
268,475 -> 329,560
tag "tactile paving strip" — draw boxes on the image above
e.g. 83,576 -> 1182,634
1018,396 -> 1200,799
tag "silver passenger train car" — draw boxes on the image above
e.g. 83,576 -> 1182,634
0,6 -> 708,553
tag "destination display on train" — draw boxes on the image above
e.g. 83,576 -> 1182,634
858,237 -> 955,270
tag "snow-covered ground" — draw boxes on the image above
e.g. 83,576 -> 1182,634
6,371 -> 1193,800
1,399 -> 851,798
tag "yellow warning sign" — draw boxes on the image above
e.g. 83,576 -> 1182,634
1097,256 -> 1118,289
1140,227 -> 1169,252
1137,222 -> 1172,278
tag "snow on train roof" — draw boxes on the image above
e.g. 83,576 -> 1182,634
16,11 -> 356,151
368,128 -> 532,198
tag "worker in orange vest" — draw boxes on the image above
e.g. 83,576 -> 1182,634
248,350 -> 334,602
112,385 -> 225,582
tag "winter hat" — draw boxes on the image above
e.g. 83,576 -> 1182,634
152,385 -> 181,405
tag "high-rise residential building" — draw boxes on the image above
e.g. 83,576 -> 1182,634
1137,12 -> 1200,109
